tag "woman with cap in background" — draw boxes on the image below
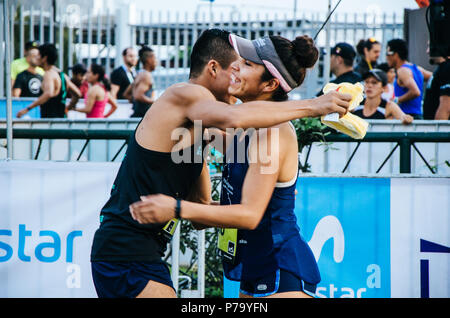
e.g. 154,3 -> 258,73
130,33 -> 322,298
353,69 -> 413,124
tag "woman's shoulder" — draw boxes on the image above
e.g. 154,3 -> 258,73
88,83 -> 106,98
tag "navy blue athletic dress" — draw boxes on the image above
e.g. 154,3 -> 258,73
219,125 -> 321,297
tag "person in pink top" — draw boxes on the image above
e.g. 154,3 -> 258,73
68,63 -> 118,118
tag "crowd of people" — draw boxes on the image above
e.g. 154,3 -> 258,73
9,36 -> 450,121
12,42 -> 157,119
317,37 -> 449,121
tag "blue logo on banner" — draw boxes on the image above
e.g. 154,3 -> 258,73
224,177 -> 391,298
0,224 -> 82,263
295,177 -> 391,298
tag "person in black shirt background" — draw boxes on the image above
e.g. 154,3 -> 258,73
110,47 -> 138,100
423,53 -> 450,120
12,46 -> 43,98
317,42 -> 362,96
16,43 -> 81,118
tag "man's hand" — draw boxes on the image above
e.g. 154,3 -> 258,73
17,108 -> 29,118
129,194 -> 177,224
401,114 -> 414,125
311,90 -> 352,118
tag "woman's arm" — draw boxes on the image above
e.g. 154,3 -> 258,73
130,128 -> 282,230
72,86 -> 98,114
104,94 -> 118,118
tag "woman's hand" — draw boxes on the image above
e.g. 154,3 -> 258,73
129,194 -> 177,224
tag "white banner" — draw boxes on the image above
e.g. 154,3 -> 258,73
390,178 -> 450,298
1,161 -> 449,298
0,161 -> 120,297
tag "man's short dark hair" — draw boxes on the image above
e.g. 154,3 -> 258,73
387,39 -> 408,60
70,63 -> 87,75
189,28 -> 235,78
38,43 -> 58,65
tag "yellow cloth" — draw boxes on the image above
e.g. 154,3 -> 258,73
320,82 -> 369,140
11,57 -> 45,80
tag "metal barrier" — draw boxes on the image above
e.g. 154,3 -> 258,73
1,124 -> 449,175
1,119 -> 449,175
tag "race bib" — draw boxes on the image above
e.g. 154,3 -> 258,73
160,218 -> 180,241
218,228 -> 238,263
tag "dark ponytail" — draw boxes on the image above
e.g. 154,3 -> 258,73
90,63 -> 111,91
356,38 -> 380,56
261,35 -> 319,101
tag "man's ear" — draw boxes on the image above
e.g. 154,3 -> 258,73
207,60 -> 220,78
262,78 -> 280,94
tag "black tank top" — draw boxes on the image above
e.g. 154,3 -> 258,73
131,87 -> 153,117
40,72 -> 67,118
90,125 -> 205,262
353,98 -> 387,119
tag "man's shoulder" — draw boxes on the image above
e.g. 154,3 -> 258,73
166,82 -> 215,102
15,69 -> 29,80
11,57 -> 26,68
110,66 -> 125,77
397,65 -> 413,77
437,60 -> 450,78
333,71 -> 362,84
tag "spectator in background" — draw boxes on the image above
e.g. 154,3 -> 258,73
423,52 -> 450,120
65,63 -> 89,112
125,45 -> 157,117
67,63 -> 117,118
317,42 -> 362,96
355,38 -> 381,77
11,41 -> 45,86
69,63 -> 89,98
352,69 -> 413,125
16,43 -> 81,118
377,62 -> 396,101
110,47 -> 138,100
12,46 -> 43,98
386,39 -> 432,119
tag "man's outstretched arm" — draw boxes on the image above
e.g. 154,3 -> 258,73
185,88 -> 352,131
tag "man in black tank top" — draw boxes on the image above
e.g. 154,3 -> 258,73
90,29 -> 353,298
16,44 -> 81,118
